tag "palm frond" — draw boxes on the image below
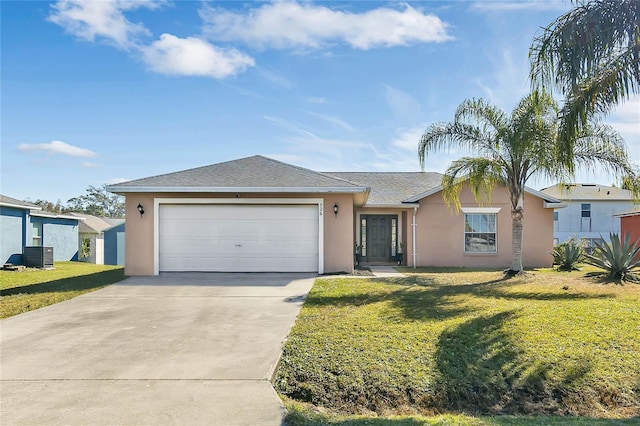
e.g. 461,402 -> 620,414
419,121 -> 499,170
441,157 -> 505,210
454,98 -> 508,136
572,121 -> 638,180
530,0 -> 640,95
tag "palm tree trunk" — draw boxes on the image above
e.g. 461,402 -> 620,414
510,208 -> 524,274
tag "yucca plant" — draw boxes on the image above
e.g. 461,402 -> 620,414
552,240 -> 585,271
584,233 -> 640,283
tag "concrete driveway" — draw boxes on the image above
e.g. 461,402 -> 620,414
0,273 -> 315,425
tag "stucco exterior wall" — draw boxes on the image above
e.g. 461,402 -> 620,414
620,215 -> 640,246
1,207 -> 26,264
125,194 -> 155,275
32,218 -> 79,261
323,193 -> 355,273
124,193 -> 354,275
416,187 -> 554,268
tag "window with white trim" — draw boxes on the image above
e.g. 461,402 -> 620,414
581,203 -> 591,231
31,222 -> 42,246
360,217 -> 367,257
464,213 -> 497,253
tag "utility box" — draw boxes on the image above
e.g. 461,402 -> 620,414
24,246 -> 54,268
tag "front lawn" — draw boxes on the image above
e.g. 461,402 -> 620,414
0,261 -> 125,318
275,268 -> 640,421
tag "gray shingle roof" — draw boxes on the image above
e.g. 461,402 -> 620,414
108,156 -> 366,193
0,195 -> 40,210
69,213 -> 124,234
540,183 -> 632,201
325,172 -> 443,205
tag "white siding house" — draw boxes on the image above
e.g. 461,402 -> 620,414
541,183 -> 635,248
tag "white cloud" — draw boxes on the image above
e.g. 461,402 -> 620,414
141,34 -> 255,78
257,68 -> 294,89
200,2 -> 452,50
475,47 -> 529,110
384,85 -> 423,122
308,112 -> 354,132
17,140 -> 98,158
391,126 -> 425,152
50,0 -> 253,79
106,177 -> 131,185
48,0 -> 164,49
306,96 -> 328,104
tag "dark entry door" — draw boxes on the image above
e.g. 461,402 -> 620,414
367,216 -> 392,262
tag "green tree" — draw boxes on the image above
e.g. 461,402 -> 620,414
418,91 -> 637,274
67,184 -> 125,218
32,199 -> 67,213
529,0 -> 640,166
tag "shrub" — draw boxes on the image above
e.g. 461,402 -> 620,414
584,233 -> 640,283
552,239 -> 585,271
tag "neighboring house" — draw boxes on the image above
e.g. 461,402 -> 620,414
540,183 -> 635,248
107,156 -> 562,276
614,208 -> 640,247
0,194 -> 82,264
69,213 -> 125,265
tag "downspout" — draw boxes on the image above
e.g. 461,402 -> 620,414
412,205 -> 418,269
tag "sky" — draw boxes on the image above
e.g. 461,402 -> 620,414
2,0 -> 639,203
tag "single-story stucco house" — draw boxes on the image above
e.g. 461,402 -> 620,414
0,194 -> 82,265
107,156 -> 562,276
69,213 -> 125,266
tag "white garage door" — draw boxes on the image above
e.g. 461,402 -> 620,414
159,204 -> 319,272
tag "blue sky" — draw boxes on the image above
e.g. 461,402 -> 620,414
2,0 -> 638,203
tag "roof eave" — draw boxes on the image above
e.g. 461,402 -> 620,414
0,202 -> 42,211
107,186 -> 369,194
361,203 -> 419,209
544,202 -> 567,209
31,212 -> 85,221
404,185 -> 564,204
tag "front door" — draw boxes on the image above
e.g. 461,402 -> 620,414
367,215 -> 393,262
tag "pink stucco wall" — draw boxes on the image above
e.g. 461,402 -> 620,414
123,186 -> 554,276
124,192 -> 354,276
416,187 -> 554,268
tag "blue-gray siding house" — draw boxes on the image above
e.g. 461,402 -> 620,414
104,222 -> 125,266
68,213 -> 125,265
0,195 -> 82,264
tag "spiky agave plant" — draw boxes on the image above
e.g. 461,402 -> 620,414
584,233 -> 640,283
552,240 -> 585,271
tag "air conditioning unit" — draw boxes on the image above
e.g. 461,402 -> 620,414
23,246 -> 54,268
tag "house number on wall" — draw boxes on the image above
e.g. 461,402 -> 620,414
319,204 -> 323,216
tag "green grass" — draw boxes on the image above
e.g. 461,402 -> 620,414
275,268 -> 640,421
0,261 -> 125,318
284,398 -> 482,425
284,398 -> 640,425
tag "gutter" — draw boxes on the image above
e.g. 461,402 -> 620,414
30,212 -> 85,221
0,202 -> 41,211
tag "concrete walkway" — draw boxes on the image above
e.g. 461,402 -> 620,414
0,273 -> 315,426
368,265 -> 405,278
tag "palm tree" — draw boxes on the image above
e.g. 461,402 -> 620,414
419,91 -> 637,275
529,0 -> 640,166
